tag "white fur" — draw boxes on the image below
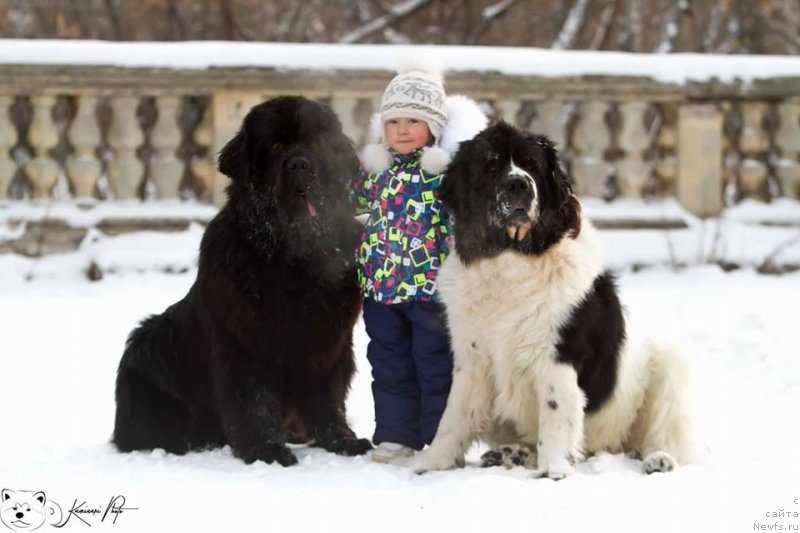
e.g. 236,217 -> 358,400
416,222 -> 699,476
361,95 -> 488,174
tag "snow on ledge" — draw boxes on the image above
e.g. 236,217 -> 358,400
2,39 -> 800,84
0,200 -> 219,228
723,198 -> 800,225
581,197 -> 698,225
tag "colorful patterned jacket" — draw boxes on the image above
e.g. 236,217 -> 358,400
350,148 -> 451,304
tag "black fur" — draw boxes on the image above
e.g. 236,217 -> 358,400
113,96 -> 372,466
439,121 -> 624,414
555,272 -> 625,413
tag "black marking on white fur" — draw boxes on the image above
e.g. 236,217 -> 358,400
555,271 -> 626,413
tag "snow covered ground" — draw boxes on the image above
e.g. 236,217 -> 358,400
1,222 -> 799,532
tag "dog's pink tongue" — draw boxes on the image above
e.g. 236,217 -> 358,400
307,199 -> 318,217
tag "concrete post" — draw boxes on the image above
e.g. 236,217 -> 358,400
677,104 -> 723,217
775,97 -> 800,199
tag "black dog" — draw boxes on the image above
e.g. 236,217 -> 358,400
113,96 -> 372,466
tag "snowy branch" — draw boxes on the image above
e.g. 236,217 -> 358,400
551,0 -> 589,50
589,0 -> 618,50
467,0 -> 522,45
339,0 -> 435,44
656,0 -> 690,53
482,0 -> 520,21
758,230 -> 800,274
702,0 -> 724,52
761,16 -> 800,53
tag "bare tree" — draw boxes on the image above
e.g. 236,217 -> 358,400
2,0 -> 799,55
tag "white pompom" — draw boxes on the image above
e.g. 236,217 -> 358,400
361,143 -> 393,174
395,53 -> 445,83
420,145 -> 450,175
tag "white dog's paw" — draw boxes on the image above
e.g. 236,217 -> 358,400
531,452 -> 576,480
413,449 -> 464,475
531,464 -> 574,481
642,451 -> 678,474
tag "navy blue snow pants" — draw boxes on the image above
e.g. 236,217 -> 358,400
363,298 -> 453,450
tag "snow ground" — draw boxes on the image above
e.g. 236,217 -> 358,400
1,226 -> 799,532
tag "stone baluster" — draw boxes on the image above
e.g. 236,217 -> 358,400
330,96 -> 359,146
24,96 -> 60,199
0,96 -> 17,200
150,96 -> 184,199
572,100 -> 611,197
495,99 -> 522,127
66,95 -> 102,200
190,102 -> 214,201
738,101 -> 770,200
211,92 -> 262,206
531,100 -> 568,150
107,96 -> 145,200
774,97 -> 800,199
616,100 -> 652,197
655,104 -> 678,195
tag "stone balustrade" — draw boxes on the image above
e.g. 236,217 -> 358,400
1,62 -> 799,217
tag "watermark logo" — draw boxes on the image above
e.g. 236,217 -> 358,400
754,498 -> 800,531
1,490 -> 138,530
1,490 -> 62,531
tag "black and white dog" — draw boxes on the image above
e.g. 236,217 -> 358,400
416,122 -> 698,478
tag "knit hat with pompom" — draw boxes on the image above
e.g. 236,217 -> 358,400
380,63 -> 447,144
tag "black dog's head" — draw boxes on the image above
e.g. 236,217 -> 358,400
217,96 -> 360,256
439,121 -> 581,265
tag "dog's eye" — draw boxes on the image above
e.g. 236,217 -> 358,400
272,142 -> 284,152
484,155 -> 500,171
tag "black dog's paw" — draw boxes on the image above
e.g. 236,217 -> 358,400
238,443 -> 298,467
324,437 -> 373,456
480,450 -> 504,467
480,445 -> 533,468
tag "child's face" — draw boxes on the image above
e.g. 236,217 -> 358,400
384,118 -> 432,155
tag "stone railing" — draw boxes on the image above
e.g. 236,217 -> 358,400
1,46 -> 800,222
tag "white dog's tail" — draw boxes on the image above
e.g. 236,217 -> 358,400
630,339 -> 701,466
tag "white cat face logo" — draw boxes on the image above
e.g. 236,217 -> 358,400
1,490 -> 61,532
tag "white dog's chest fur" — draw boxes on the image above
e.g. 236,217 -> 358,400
437,225 -> 605,433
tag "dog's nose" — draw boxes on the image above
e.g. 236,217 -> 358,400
16,512 -> 24,519
285,155 -> 314,179
503,176 -> 530,196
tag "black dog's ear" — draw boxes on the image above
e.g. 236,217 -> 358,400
533,134 -> 581,239
217,128 -> 248,180
561,193 -> 583,239
536,135 -> 573,205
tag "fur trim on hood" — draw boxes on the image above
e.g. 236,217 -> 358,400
360,95 -> 488,175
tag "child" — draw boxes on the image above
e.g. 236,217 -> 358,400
351,65 -> 487,463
